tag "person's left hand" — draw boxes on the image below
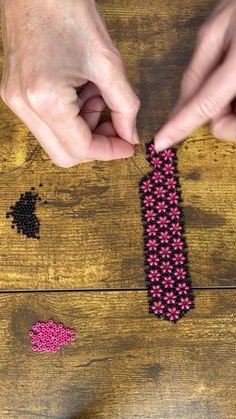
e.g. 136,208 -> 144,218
0,0 -> 140,167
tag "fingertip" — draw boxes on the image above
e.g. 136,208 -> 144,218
88,133 -> 135,161
110,138 -> 136,159
154,135 -> 173,153
112,114 -> 139,146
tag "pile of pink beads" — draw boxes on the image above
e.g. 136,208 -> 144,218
29,319 -> 75,353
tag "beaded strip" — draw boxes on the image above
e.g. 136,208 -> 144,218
139,141 -> 194,322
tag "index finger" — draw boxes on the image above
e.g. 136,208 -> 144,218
154,54 -> 236,151
96,56 -> 140,145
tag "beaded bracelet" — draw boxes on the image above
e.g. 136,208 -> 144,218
139,141 -> 194,322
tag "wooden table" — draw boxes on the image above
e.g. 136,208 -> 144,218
0,1 -> 235,418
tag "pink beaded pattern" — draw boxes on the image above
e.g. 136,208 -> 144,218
29,320 -> 75,352
139,141 -> 194,322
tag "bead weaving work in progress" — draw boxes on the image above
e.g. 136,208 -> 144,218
0,0 -> 236,416
140,141 -> 194,322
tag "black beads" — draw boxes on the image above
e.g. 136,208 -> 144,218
7,187 -> 46,239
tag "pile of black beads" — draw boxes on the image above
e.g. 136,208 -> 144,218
6,184 -> 47,239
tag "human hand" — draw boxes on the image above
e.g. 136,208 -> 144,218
0,0 -> 140,167
154,0 -> 236,152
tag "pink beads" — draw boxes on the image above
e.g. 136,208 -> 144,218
29,320 -> 75,353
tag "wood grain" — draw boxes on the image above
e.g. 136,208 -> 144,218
0,290 -> 235,419
0,0 -> 235,290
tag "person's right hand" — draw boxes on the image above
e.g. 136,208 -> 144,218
154,0 -> 236,152
0,0 -> 140,167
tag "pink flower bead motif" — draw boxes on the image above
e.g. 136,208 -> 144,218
179,297 -> 192,311
172,238 -> 184,251
145,210 -> 156,222
157,216 -> 169,228
146,224 -> 157,237
176,282 -> 190,295
165,177 -> 177,189
147,270 -> 161,282
174,267 -> 187,280
141,179 -> 153,193
167,191 -> 179,205
173,253 -> 185,265
146,239 -> 158,251
170,222 -> 182,235
151,301 -> 165,315
152,171 -> 164,184
148,143 -> 156,156
166,307 -> 181,321
147,254 -> 159,267
149,285 -> 163,298
160,261 -> 173,273
162,149 -> 175,161
159,246 -> 171,259
156,201 -> 168,214
163,163 -> 174,175
169,207 -> 181,220
150,156 -> 162,168
154,186 -> 166,199
164,291 -> 176,304
143,195 -> 155,207
162,276 -> 175,288
159,231 -> 171,244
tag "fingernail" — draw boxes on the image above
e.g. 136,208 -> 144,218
132,127 -> 140,144
154,138 -> 171,153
